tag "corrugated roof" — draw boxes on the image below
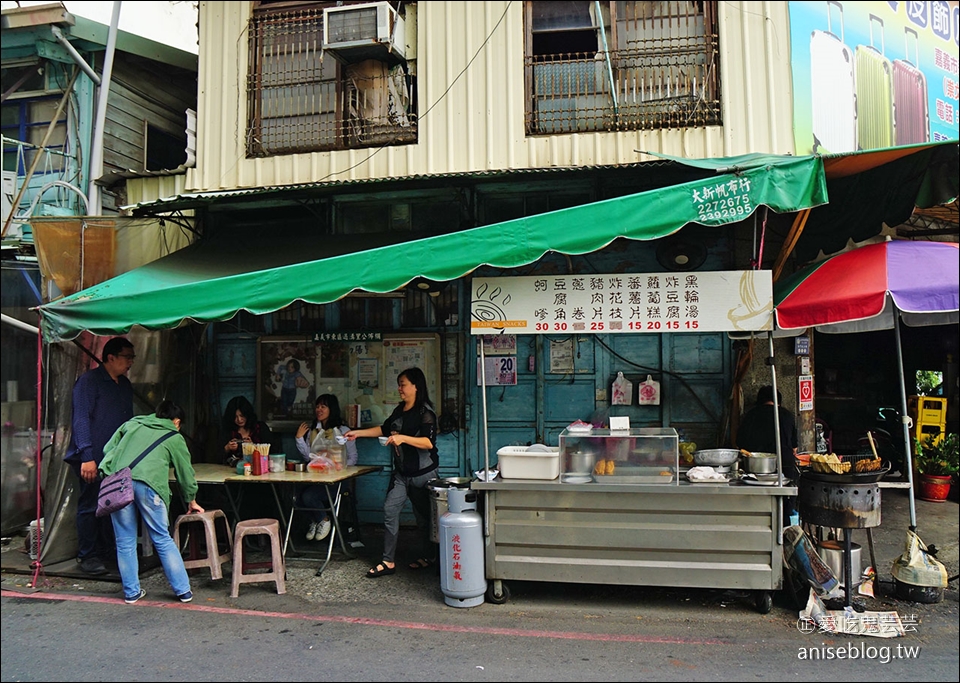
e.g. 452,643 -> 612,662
120,161 -> 679,214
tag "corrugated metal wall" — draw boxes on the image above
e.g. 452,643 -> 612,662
191,1 -> 795,192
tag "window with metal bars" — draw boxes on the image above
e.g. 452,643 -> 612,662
1,61 -> 69,174
525,0 -> 721,135
245,1 -> 417,157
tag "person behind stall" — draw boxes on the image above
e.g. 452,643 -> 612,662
98,400 -> 204,604
294,394 -> 359,542
737,385 -> 799,516
222,395 -> 277,465
64,336 -> 136,575
345,367 -> 439,577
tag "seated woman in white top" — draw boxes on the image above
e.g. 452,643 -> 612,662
294,394 -> 358,541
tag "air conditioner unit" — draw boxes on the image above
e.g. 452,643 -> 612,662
323,1 -> 405,65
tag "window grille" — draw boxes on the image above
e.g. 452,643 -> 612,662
525,0 -> 720,135
246,2 -> 416,157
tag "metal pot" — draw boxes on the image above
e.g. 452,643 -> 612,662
567,449 -> 595,475
741,452 -> 778,474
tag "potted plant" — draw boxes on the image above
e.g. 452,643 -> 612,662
913,433 -> 959,502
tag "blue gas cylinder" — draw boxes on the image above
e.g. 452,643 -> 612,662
439,486 -> 485,608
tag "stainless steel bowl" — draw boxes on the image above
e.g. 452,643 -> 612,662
693,448 -> 740,468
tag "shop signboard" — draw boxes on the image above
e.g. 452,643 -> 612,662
470,270 -> 773,335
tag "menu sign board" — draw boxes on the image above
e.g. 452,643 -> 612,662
470,271 -> 772,335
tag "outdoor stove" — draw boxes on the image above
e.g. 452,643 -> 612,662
798,467 -> 887,606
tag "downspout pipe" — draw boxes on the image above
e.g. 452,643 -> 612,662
594,1 -> 618,115
50,26 -> 101,86
87,1 -> 121,216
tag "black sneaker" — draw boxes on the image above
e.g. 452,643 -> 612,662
124,588 -> 147,604
177,591 -> 193,603
78,556 -> 108,575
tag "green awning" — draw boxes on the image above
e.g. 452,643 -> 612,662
39,154 -> 830,342
650,141 -> 959,260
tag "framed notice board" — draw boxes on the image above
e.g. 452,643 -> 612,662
259,332 -> 441,430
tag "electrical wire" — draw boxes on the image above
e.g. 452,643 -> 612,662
593,335 -> 721,424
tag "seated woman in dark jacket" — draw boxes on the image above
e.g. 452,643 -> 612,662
221,395 -> 277,466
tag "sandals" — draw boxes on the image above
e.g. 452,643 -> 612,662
408,557 -> 437,570
366,562 -> 395,578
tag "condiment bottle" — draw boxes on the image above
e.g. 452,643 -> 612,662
252,448 -> 263,475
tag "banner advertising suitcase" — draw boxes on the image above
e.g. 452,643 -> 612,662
855,14 -> 894,150
893,26 -> 929,145
809,2 -> 856,153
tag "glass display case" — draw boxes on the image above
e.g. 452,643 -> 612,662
559,427 -> 679,484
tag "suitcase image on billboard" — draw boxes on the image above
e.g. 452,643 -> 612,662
893,26 -> 929,145
810,2 -> 857,153
855,14 -> 894,150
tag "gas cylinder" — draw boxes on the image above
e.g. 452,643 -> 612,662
439,486 -> 485,608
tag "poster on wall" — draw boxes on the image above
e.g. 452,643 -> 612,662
470,271 -> 773,335
383,339 -> 430,404
258,333 -> 440,430
550,339 -> 574,372
258,336 -> 318,426
482,334 -> 517,355
799,374 -> 815,412
476,356 -> 519,386
789,0 -> 959,155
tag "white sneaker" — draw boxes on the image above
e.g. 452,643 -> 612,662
305,522 -> 318,541
315,518 -> 332,541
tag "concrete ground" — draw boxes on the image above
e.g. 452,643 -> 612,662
2,485 -> 957,619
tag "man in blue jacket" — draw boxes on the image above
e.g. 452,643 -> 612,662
64,337 -> 135,575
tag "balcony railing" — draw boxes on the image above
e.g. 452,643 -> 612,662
526,46 -> 720,134
2,135 -> 82,235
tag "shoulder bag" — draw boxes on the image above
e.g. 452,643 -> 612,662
96,431 -> 177,518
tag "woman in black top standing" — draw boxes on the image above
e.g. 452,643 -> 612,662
345,367 -> 439,577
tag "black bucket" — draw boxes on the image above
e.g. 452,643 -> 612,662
894,578 -> 944,604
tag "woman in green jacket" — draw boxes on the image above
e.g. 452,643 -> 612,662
99,400 -> 204,604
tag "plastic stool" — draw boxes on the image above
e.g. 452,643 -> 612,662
172,509 -> 233,581
230,518 -> 286,598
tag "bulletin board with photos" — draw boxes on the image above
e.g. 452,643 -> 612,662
258,332 -> 441,430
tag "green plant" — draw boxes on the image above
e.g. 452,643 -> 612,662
915,370 -> 942,396
913,433 -> 959,476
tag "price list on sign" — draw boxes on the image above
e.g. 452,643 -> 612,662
470,270 -> 773,335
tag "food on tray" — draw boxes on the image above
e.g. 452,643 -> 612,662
854,457 -> 882,473
593,459 -> 617,476
810,453 -> 850,474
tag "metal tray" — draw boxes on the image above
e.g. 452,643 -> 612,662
797,463 -> 891,484
596,466 -> 674,484
599,474 -> 674,484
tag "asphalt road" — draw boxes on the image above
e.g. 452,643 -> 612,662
2,489 -> 957,681
3,568 -> 958,682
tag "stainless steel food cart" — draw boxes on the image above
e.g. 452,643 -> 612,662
473,478 -> 795,613
471,271 -> 792,613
